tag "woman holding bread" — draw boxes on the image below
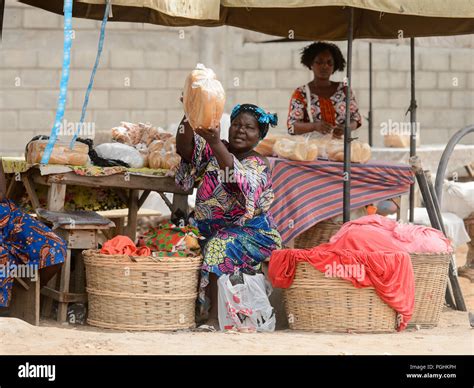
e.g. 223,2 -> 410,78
288,42 -> 362,139
175,103 -> 282,328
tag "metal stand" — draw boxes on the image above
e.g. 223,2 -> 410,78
410,156 -> 466,311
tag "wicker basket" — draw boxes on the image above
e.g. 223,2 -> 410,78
408,252 -> 451,329
464,212 -> 474,237
294,220 -> 343,248
283,262 -> 397,333
83,250 -> 202,331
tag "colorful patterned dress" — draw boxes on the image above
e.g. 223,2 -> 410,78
175,134 -> 282,313
287,82 -> 362,131
0,199 -> 66,307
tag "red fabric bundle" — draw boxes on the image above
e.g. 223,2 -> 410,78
100,235 -> 151,256
269,247 -> 414,331
267,215 -> 446,331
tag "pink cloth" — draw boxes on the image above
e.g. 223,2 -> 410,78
329,215 -> 453,254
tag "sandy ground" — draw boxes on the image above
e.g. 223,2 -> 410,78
0,247 -> 473,355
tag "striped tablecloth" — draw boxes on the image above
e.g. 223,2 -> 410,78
269,158 -> 415,244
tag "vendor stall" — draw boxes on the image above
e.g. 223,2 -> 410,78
269,157 -> 414,244
1,158 -> 191,241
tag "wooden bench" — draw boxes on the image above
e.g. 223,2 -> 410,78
97,208 -> 162,238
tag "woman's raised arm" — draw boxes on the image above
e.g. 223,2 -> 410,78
176,115 -> 195,163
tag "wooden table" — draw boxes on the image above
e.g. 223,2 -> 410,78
22,166 -> 192,241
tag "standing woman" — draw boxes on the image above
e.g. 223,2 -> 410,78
288,42 -> 362,139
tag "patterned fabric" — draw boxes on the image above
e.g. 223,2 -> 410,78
287,82 -> 362,130
1,157 -> 29,174
175,134 -> 282,315
0,200 -> 66,307
269,157 -> 415,244
197,214 -> 281,313
176,134 -> 275,226
71,165 -> 127,176
144,222 -> 200,252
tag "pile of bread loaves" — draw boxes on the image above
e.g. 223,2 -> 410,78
96,121 -> 180,170
256,134 -> 372,164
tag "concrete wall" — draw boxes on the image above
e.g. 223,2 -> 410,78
1,0 -> 473,156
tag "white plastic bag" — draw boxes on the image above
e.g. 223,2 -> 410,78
95,142 -> 145,168
218,272 -> 276,332
441,180 -> 474,219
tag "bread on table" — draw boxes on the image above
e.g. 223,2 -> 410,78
26,140 -> 89,166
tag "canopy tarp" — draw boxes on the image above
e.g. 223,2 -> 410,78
19,0 -> 474,40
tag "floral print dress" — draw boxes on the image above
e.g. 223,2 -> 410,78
0,199 -> 66,307
287,82 -> 362,132
175,134 -> 282,314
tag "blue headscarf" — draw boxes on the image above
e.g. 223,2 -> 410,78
230,104 -> 278,139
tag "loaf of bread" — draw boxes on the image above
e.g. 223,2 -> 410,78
183,64 -> 225,129
26,140 -> 89,166
254,134 -> 286,156
273,137 -> 319,161
111,122 -> 142,145
148,140 -> 165,154
383,134 -> 409,148
148,151 -> 163,170
326,140 -> 371,163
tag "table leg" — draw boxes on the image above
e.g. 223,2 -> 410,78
171,193 -> 189,226
22,174 -> 41,210
126,189 -> 139,241
57,249 -> 72,323
47,183 -> 66,212
398,194 -> 409,222
9,277 -> 40,326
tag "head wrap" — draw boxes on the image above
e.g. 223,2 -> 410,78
230,104 -> 278,139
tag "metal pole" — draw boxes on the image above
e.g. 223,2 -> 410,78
343,7 -> 354,222
409,37 -> 417,223
368,42 -> 373,147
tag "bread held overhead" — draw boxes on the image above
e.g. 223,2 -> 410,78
183,64 -> 226,130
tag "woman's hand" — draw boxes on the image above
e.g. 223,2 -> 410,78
333,125 -> 344,138
332,121 -> 359,138
314,121 -> 334,135
195,126 -> 220,145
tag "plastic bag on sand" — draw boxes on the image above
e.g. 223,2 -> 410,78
95,142 -> 145,168
218,272 -> 276,332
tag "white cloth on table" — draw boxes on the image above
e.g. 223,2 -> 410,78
370,144 -> 474,178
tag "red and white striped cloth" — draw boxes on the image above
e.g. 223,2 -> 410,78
269,158 -> 415,244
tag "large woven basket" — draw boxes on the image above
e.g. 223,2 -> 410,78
408,252 -> 450,329
294,220 -> 343,248
283,262 -> 397,333
83,250 -> 202,331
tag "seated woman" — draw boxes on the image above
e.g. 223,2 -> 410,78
288,41 -> 362,138
175,103 -> 282,328
0,162 -> 65,310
